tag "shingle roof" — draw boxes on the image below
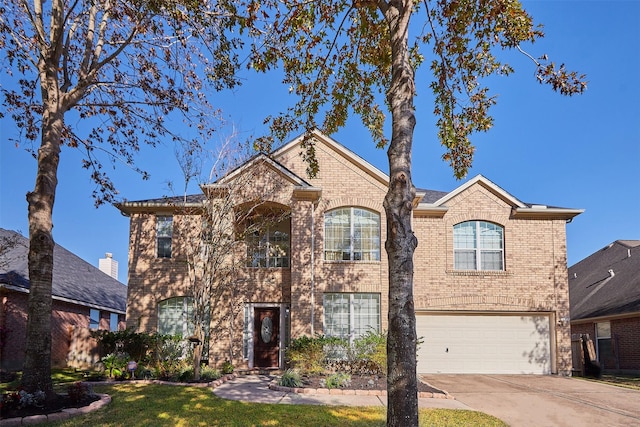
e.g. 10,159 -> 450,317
569,240 -> 640,320
0,228 -> 127,313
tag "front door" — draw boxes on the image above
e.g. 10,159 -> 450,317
254,307 -> 280,368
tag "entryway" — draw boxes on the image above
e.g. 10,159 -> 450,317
253,307 -> 280,368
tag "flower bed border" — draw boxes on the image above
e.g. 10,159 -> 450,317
268,380 -> 454,399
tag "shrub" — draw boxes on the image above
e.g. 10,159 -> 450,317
67,382 -> 94,404
350,330 -> 387,375
101,352 -> 130,379
286,335 -> 345,375
324,373 -> 351,389
221,360 -> 234,374
200,366 -> 222,381
179,366 -> 194,382
278,369 -> 303,388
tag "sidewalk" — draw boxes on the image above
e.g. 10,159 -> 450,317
212,374 -> 470,409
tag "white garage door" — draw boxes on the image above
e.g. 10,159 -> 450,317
416,314 -> 551,374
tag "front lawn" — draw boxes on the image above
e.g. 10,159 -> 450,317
45,383 -> 506,427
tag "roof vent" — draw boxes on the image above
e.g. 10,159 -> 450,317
628,249 -> 632,258
608,269 -> 615,278
573,273 -> 577,279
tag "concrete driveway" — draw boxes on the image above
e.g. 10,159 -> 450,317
422,374 -> 640,427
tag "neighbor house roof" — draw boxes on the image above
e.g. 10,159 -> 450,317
569,240 -> 640,321
0,228 -> 127,313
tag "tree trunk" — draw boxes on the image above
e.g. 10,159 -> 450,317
21,98 -> 63,397
382,1 -> 419,426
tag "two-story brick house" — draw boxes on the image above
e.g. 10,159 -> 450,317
117,130 -> 582,375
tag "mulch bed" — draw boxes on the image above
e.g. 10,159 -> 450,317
0,393 -> 100,419
301,374 -> 443,394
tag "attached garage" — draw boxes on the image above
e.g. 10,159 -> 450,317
416,313 -> 553,374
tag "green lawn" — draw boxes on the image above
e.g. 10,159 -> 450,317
43,382 -> 506,427
1,371 -> 505,426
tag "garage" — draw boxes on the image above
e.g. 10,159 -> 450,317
416,313 -> 552,374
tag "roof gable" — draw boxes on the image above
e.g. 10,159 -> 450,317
272,129 -> 390,187
569,240 -> 640,320
0,228 -> 127,313
415,174 -> 583,220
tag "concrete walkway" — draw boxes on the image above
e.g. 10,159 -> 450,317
212,374 -> 470,409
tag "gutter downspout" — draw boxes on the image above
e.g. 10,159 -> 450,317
310,201 -> 315,335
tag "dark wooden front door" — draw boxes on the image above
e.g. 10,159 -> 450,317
254,307 -> 280,368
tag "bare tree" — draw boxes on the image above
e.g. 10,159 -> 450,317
175,136 -> 289,379
0,0 -> 246,395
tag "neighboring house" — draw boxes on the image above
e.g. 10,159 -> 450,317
569,240 -> 640,373
116,130 -> 582,375
0,228 -> 127,371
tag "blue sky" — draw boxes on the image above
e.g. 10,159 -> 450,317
1,1 -> 639,283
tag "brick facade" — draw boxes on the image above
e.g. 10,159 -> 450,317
0,290 -> 124,370
572,317 -> 640,373
120,130 -> 579,374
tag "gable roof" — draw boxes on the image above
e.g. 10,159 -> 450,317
115,131 -> 582,221
415,174 -> 584,220
569,240 -> 640,321
0,228 -> 127,313
272,129 -> 390,187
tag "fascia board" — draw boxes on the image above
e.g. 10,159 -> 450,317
511,207 -> 585,220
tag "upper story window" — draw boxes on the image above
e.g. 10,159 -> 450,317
157,215 -> 173,258
453,221 -> 504,271
324,207 -> 380,261
246,220 -> 290,268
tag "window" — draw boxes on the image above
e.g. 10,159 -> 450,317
110,313 -> 119,331
157,215 -> 173,258
89,309 -> 100,330
246,221 -> 290,268
243,305 -> 252,360
323,293 -> 380,344
596,321 -> 615,369
324,208 -> 380,261
453,221 -> 504,270
158,297 -> 194,337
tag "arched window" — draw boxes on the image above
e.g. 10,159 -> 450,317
453,221 -> 504,271
157,297 -> 194,336
324,207 -> 380,261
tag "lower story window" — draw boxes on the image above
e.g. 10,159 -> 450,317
158,297 -> 194,337
323,293 -> 380,344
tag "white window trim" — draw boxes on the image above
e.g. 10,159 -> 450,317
453,220 -> 505,271
324,207 -> 381,262
323,293 -> 381,346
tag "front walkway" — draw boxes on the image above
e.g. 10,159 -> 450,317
212,374 -> 470,409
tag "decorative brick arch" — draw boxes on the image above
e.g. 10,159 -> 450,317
323,197 -> 383,214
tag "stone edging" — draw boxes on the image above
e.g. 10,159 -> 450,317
268,380 -> 455,399
0,393 -> 111,427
